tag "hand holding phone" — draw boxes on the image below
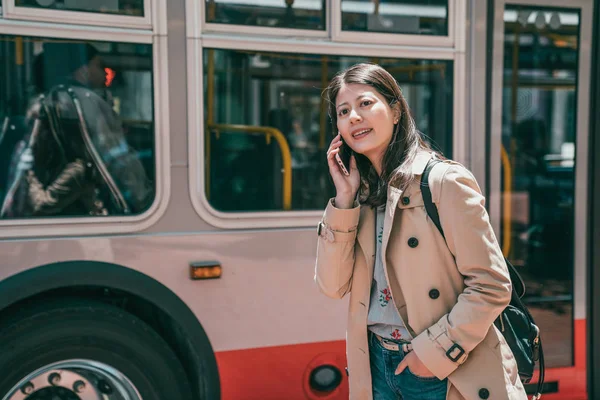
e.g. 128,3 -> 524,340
326,134 -> 360,208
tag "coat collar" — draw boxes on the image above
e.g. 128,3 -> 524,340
412,150 -> 434,175
387,150 -> 434,199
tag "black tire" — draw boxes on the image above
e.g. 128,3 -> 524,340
0,300 -> 193,400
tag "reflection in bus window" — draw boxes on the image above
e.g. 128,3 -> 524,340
500,6 -> 580,367
14,0 -> 144,16
341,0 -> 449,36
0,38 -> 155,219
205,0 -> 326,30
203,49 -> 453,212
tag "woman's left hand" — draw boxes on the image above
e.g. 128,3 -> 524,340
395,351 -> 436,378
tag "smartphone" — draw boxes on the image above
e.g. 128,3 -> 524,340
335,139 -> 352,176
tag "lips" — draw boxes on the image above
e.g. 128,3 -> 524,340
351,128 -> 372,139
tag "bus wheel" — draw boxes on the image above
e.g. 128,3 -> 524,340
0,300 -> 193,400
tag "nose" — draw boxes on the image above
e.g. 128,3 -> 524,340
349,109 -> 362,124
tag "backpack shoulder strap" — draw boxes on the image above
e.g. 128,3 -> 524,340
420,158 -> 445,239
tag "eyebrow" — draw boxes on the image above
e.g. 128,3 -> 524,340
336,94 -> 372,110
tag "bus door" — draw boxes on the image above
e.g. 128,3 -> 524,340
489,1 -> 593,399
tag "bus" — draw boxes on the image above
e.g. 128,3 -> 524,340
0,0 -> 597,399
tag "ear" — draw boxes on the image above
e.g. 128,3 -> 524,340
392,103 -> 401,124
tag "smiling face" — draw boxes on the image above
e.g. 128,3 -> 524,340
335,83 -> 399,174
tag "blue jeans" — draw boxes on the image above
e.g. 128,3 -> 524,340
369,332 -> 448,400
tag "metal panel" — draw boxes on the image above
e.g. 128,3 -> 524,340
2,0 -> 152,30
467,0 -> 488,190
0,18 -> 153,43
588,1 -> 600,397
200,33 -> 456,59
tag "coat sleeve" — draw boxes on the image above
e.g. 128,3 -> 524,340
27,159 -> 87,215
314,198 -> 361,299
411,164 -> 512,379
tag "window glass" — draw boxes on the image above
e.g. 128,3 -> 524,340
500,5 -> 580,367
341,0 -> 448,36
205,0 -> 326,30
203,49 -> 453,212
14,0 -> 144,17
0,37 -> 155,219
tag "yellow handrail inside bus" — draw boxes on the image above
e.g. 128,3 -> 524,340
501,145 -> 512,258
15,37 -> 24,65
207,123 -> 292,210
502,19 -> 519,259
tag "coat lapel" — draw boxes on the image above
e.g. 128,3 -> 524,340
381,186 -> 401,257
381,151 -> 432,254
356,206 -> 375,276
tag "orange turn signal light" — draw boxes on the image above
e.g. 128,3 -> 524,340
190,261 -> 222,280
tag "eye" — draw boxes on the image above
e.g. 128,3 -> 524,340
338,109 -> 349,117
361,100 -> 373,107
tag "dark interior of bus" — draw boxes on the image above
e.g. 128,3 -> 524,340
499,6 -> 580,368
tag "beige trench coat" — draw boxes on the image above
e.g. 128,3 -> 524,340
315,152 -> 528,400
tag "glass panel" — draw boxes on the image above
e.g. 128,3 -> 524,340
203,49 -> 453,212
205,0 -> 325,30
341,0 -> 448,36
0,37 -> 155,219
14,0 -> 144,17
500,5 -> 580,367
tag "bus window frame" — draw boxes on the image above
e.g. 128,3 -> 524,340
0,22 -> 171,239
187,0 -> 462,48
187,34 -> 468,229
331,0 -> 458,48
1,0 -> 156,31
189,0 -> 329,39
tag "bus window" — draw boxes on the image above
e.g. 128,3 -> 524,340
13,0 -> 144,16
0,37 -> 155,219
205,0 -> 326,30
203,49 -> 453,212
341,0 -> 449,36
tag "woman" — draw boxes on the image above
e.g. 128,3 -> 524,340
315,63 -> 527,400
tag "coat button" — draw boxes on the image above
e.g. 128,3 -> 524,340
429,289 -> 440,299
408,237 -> 419,248
479,388 -> 490,399
401,196 -> 410,205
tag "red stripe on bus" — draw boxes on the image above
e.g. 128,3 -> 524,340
216,340 -> 348,400
528,318 -> 587,400
216,319 -> 588,399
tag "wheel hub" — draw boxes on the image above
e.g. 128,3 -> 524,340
3,360 -> 142,400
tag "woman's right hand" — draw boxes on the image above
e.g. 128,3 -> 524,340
326,134 -> 360,209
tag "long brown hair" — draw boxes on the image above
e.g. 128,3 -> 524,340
325,63 -> 438,207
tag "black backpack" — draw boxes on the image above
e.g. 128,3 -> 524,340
421,159 -> 545,399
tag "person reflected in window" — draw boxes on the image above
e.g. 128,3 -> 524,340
315,63 -> 527,400
3,42 -> 152,218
